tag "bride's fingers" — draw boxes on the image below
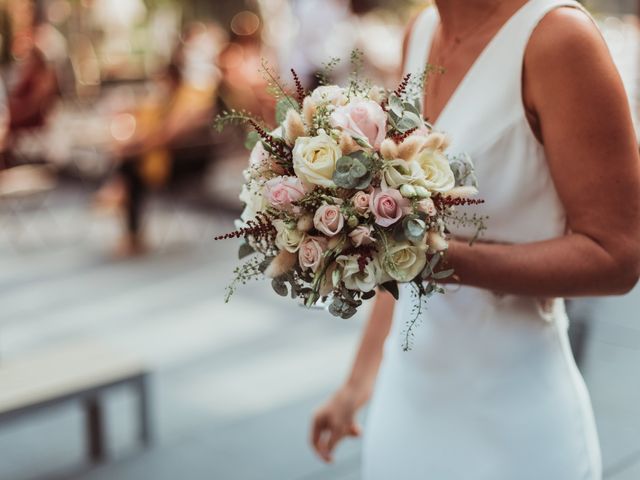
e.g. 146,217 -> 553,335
324,427 -> 345,462
311,415 -> 328,454
347,422 -> 361,437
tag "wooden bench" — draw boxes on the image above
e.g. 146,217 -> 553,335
0,341 -> 151,464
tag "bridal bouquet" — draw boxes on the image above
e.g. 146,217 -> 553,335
215,55 -> 484,337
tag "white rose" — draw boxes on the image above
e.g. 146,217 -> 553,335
382,159 -> 426,189
427,231 -> 448,254
417,198 -> 438,216
415,149 -> 455,193
311,85 -> 347,105
447,185 -> 479,198
238,181 -> 267,223
382,240 -> 427,282
336,255 -> 381,293
292,131 -> 342,188
273,219 -> 305,253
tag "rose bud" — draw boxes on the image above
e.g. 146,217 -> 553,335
400,184 -> 418,198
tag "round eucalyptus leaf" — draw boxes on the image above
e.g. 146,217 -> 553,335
271,279 -> 288,297
350,159 -> 367,178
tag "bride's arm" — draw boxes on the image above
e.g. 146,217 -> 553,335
311,291 -> 394,462
447,9 -> 640,298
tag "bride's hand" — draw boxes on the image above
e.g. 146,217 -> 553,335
310,385 -> 363,463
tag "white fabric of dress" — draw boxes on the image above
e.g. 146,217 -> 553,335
362,1 -> 603,478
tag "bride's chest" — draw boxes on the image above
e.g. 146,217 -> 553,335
444,120 -> 566,243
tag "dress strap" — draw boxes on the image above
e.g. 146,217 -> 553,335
403,7 -> 438,77
434,0 -> 593,149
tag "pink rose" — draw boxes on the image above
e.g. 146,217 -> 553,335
351,191 -> 370,214
313,204 -> 344,237
264,176 -> 306,210
330,99 -> 387,149
349,225 -> 375,247
369,188 -> 409,227
298,236 -> 328,272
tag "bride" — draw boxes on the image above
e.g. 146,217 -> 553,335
310,0 -> 640,478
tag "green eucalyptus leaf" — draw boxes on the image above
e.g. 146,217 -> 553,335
432,268 -> 455,280
413,98 -> 422,114
275,96 -> 299,124
403,216 -> 427,243
341,307 -> 357,319
396,117 -> 418,133
271,278 -> 288,297
336,156 -> 354,172
350,159 -> 367,178
402,101 -> 420,115
362,290 -> 376,300
389,95 -> 403,116
353,172 -> 372,190
244,131 -> 260,150
354,136 -> 371,148
259,257 -> 273,274
238,243 -> 255,260
380,281 -> 399,300
428,253 -> 442,274
404,111 -> 424,127
334,172 -> 355,189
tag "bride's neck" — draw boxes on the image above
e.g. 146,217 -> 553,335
434,0 -> 505,37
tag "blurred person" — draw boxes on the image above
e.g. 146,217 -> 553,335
286,0 -> 356,88
218,11 -> 276,122
6,10 -> 67,165
0,78 -> 11,170
311,1 -> 640,479
97,23 -> 224,256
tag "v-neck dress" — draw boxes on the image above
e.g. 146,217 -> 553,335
362,1 -> 602,478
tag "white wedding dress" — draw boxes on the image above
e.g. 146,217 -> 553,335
362,1 -> 602,479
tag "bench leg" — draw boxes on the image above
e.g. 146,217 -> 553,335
137,375 -> 152,447
85,397 -> 106,463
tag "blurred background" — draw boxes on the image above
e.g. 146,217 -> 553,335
0,0 -> 639,479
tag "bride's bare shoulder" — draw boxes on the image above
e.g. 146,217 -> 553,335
523,6 -> 623,113
525,7 -> 610,71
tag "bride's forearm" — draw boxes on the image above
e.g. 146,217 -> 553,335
342,291 -> 395,406
447,233 -> 640,297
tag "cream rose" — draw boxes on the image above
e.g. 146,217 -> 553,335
416,149 -> 456,193
298,236 -> 328,272
381,159 -> 426,189
351,191 -> 371,214
417,198 -> 438,216
336,255 -> 381,293
382,240 -> 428,282
292,131 -> 342,188
314,204 -> 344,237
273,219 -> 305,253
427,231 -> 449,254
447,185 -> 479,199
311,85 -> 347,105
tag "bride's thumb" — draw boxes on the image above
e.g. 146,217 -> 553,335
348,423 -> 362,437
